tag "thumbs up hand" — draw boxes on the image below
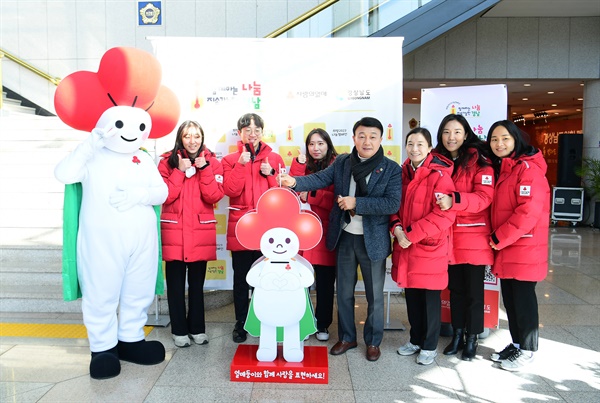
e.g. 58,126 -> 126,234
195,150 -> 207,168
260,157 -> 274,176
178,154 -> 192,172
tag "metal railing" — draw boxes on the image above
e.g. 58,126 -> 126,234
265,0 -> 340,38
266,0 -> 431,39
0,47 -> 61,86
0,47 -> 61,111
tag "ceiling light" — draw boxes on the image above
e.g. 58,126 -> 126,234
522,98 -> 528,101
577,98 -> 583,101
439,83 -> 446,87
513,115 -> 525,124
411,97 -> 418,100
580,83 -> 585,86
551,104 -> 557,107
576,109 -> 581,112
547,91 -> 554,94
512,112 -> 517,115
530,108 -> 535,111
554,112 -> 559,115
523,83 -> 531,87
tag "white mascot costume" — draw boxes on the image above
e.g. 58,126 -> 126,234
235,187 -> 322,362
54,47 -> 180,379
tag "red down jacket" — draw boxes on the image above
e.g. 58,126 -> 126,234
449,148 -> 495,265
159,148 -> 224,262
221,141 -> 285,251
391,152 -> 456,290
490,150 -> 550,282
289,157 -> 336,267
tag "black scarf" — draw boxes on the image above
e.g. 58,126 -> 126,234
350,146 -> 384,197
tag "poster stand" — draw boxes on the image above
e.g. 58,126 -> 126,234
145,295 -> 170,327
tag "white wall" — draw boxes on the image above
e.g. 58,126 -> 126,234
0,0 -> 323,113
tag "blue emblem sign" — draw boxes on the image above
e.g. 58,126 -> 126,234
139,2 -> 161,26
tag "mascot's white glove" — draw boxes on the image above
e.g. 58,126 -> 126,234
79,125 -> 117,159
89,126 -> 115,150
109,185 -> 150,212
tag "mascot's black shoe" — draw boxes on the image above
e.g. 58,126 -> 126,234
117,340 -> 165,365
90,346 -> 120,380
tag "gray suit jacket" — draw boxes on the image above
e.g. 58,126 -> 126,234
294,152 -> 402,261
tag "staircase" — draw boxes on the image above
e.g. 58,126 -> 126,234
0,109 -> 83,313
1,91 -> 37,116
0,107 -> 233,315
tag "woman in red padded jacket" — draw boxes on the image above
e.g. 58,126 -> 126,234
433,114 -> 495,361
289,128 -> 338,341
391,127 -> 456,366
486,120 -> 550,371
159,120 -> 224,348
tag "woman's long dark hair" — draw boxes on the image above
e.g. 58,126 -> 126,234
305,128 -> 338,173
166,120 -> 205,169
434,114 -> 491,174
486,119 -> 537,176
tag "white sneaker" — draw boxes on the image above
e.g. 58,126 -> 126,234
397,342 -> 420,356
190,333 -> 208,345
500,349 -> 534,371
416,349 -> 437,365
172,334 -> 190,348
491,343 -> 518,362
316,328 -> 329,341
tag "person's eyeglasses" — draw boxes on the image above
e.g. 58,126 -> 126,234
242,128 -> 263,135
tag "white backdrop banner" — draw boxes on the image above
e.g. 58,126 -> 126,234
420,84 -> 507,143
149,37 -> 404,290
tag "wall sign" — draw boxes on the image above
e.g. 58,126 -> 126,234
139,2 -> 161,25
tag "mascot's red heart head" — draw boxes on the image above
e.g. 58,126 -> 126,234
235,187 -> 323,251
54,47 -> 179,139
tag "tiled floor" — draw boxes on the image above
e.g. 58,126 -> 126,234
1,227 -> 599,402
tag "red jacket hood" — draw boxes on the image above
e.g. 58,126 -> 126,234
501,148 -> 547,176
402,152 -> 454,179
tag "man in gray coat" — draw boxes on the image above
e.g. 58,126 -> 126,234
279,117 -> 401,361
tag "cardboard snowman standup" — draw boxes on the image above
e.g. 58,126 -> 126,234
235,187 -> 322,362
54,47 -> 180,380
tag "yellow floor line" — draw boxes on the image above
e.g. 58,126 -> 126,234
0,323 -> 153,339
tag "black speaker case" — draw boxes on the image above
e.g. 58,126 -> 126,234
551,187 -> 584,222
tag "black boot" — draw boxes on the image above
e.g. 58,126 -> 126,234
461,334 -> 478,361
117,340 -> 165,365
443,328 -> 464,355
90,346 -> 120,380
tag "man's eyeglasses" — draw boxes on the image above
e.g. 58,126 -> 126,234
242,128 -> 263,135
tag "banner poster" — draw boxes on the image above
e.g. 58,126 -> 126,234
149,37 -> 404,290
421,84 -> 507,328
420,84 -> 507,144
